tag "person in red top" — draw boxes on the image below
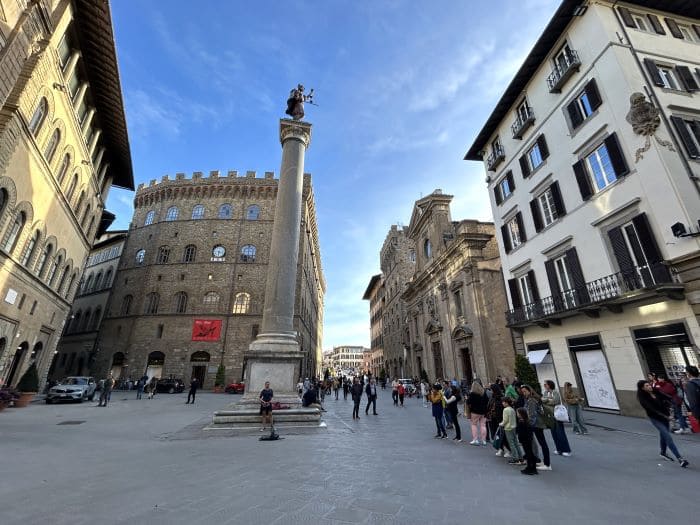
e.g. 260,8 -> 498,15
397,383 -> 406,407
655,375 -> 689,434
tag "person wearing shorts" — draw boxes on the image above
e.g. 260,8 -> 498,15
259,381 -> 274,432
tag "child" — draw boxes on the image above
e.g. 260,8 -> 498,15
500,397 -> 523,464
516,407 -> 537,475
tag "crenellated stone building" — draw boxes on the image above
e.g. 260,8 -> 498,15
362,273 -> 384,377
93,171 -> 325,388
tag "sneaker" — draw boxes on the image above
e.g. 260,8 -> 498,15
434,434 -> 442,439
481,441 -> 488,446
554,450 -> 561,455
574,430 -> 581,435
673,429 -> 683,434
260,427 -> 265,432
536,465 -> 552,471
441,434 -> 447,439
455,439 -> 462,443
535,461 -> 543,466
507,458 -> 520,464
659,452 -> 675,462
562,452 -> 572,457
682,428 -> 692,434
504,452 -> 512,458
469,439 -> 480,446
495,449 -> 504,457
679,458 -> 689,468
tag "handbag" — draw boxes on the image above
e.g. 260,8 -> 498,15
492,427 -> 503,449
554,404 -> 569,422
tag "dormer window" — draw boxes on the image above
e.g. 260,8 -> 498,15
424,239 -> 432,259
486,137 -> 505,171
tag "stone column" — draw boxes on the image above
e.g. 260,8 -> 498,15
242,119 -> 312,405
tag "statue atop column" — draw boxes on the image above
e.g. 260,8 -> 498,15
285,84 -> 314,121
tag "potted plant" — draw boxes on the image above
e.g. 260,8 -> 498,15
213,364 -> 226,393
14,362 -> 40,407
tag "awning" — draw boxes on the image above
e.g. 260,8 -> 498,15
527,349 -> 550,365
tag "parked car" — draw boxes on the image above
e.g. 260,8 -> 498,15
154,378 -> 185,394
398,379 -> 417,396
225,382 -> 245,394
46,376 -> 96,403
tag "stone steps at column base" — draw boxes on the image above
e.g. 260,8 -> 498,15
210,406 -> 321,426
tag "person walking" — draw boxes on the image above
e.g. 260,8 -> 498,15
516,407 -> 538,475
467,381 -> 488,445
654,375 -> 689,434
147,378 -> 157,399
397,382 -> 406,407
136,377 -> 145,400
98,374 -> 114,407
428,383 -> 447,438
543,380 -> 572,456
343,378 -> 350,401
365,378 -> 378,415
351,378 -> 363,420
391,378 -> 399,406
637,380 -> 688,467
563,382 -> 588,434
259,381 -> 274,432
685,365 -> 700,424
333,378 -> 340,400
521,384 -> 552,471
500,397 -> 523,464
444,384 -> 462,442
186,377 -> 199,404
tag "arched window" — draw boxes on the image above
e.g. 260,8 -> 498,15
44,128 -> 60,163
246,205 -> 260,220
80,308 -> 91,331
86,215 -> 95,238
65,272 -> 77,299
75,190 -> 86,216
183,244 -> 196,263
82,273 -> 93,293
81,204 -> 91,228
191,205 -> 205,220
0,188 -> 7,219
90,307 -> 102,330
135,249 -> 146,265
20,230 -> 39,267
156,245 -> 170,264
165,206 -> 179,221
218,203 -> 233,219
174,292 -> 188,313
144,292 -> 159,314
71,310 -> 82,333
28,97 -> 48,136
47,254 -> 62,286
232,292 -> 250,314
144,210 -> 155,226
103,267 -> 113,288
3,211 -> 26,253
57,154 -> 70,184
35,243 -> 52,276
240,244 -> 256,262
120,295 -> 133,315
203,292 -> 220,308
57,265 -> 70,294
66,174 -> 78,202
424,239 -> 432,259
93,271 -> 103,291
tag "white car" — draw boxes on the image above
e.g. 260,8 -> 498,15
46,376 -> 96,403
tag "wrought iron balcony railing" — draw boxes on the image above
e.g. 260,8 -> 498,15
511,106 -> 535,139
547,49 -> 581,93
506,262 -> 677,327
486,144 -> 505,171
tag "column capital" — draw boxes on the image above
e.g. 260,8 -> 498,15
279,119 -> 312,149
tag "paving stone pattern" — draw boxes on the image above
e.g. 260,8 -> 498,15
0,390 -> 698,524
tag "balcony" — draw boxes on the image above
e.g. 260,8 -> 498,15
506,262 -> 683,328
511,106 -> 535,139
547,49 -> 581,93
486,144 -> 505,171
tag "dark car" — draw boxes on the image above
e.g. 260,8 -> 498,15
225,382 -> 245,394
154,378 -> 185,394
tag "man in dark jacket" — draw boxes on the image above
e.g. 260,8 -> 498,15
351,378 -> 363,419
685,365 -> 700,422
365,378 -> 378,415
186,377 -> 199,404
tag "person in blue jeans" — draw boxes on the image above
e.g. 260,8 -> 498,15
428,383 -> 447,439
542,380 -> 572,456
637,380 -> 688,468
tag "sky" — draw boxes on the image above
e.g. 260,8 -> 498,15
105,0 -> 562,350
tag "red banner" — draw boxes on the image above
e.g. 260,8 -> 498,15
192,319 -> 222,341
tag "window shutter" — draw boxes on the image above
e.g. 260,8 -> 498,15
647,14 -> 666,34
671,116 -> 700,159
665,18 -> 684,39
675,66 -> 699,92
550,181 -> 566,217
564,247 -> 590,304
567,99 -> 583,129
617,7 -> 635,28
506,170 -> 515,191
573,160 -> 593,201
608,226 -> 635,272
530,198 -> 543,233
585,79 -> 603,111
501,224 -> 512,253
516,212 -> 527,242
494,186 -> 503,205
527,270 -> 540,301
643,58 -> 664,87
537,134 -> 549,160
604,133 -> 629,177
544,259 -> 562,306
631,213 -> 663,263
519,154 -> 530,178
508,279 -> 521,308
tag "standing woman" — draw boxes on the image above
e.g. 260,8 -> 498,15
521,385 -> 552,471
637,380 -> 689,467
467,381 -> 488,445
487,383 -> 505,451
542,380 -> 572,456
429,383 -> 447,438
563,382 -> 588,434
444,385 -> 462,442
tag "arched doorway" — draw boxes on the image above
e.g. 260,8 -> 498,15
0,338 -> 6,377
190,351 -> 210,386
6,341 -> 29,386
145,351 -> 165,381
31,341 -> 43,362
111,352 -> 126,379
452,325 -> 474,384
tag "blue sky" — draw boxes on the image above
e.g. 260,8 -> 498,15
106,0 -> 561,349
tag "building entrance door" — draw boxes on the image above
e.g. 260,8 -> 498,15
6,342 -> 28,386
460,348 -> 473,384
192,365 -> 206,386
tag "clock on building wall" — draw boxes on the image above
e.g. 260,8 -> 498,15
212,245 -> 226,258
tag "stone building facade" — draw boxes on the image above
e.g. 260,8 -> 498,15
0,0 -> 133,388
362,273 -> 384,377
402,190 -> 516,383
93,171 -> 324,388
327,345 -> 367,374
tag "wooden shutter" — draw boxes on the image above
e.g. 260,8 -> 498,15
608,226 -> 635,272
527,270 -> 540,301
567,99 -> 583,129
501,224 -> 512,253
530,198 -> 543,233
647,14 -> 666,34
618,7 -> 635,27
550,181 -> 566,217
508,278 -> 521,308
676,66 -> 699,91
585,79 -> 602,111
564,247 -> 590,304
537,134 -> 549,160
506,170 -> 515,191
604,133 -> 630,177
519,154 -> 530,178
544,259 -> 562,309
644,58 -> 664,87
632,213 -> 663,263
516,212 -> 527,242
494,187 -> 503,205
665,18 -> 684,39
573,159 -> 593,201
671,116 -> 700,159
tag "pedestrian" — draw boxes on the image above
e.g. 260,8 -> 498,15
444,383 -> 462,442
654,375 -> 689,434
398,382 -> 405,407
563,382 -> 588,434
500,397 -> 523,465
487,383 -> 505,451
428,383 -> 447,438
147,378 -> 157,399
467,380 -> 488,445
637,379 -> 688,467
420,381 -> 428,407
516,407 -> 538,475
98,374 -> 114,407
343,378 -> 350,400
333,378 -> 340,400
365,378 -> 378,415
136,377 -> 145,400
521,384 -> 552,471
391,378 -> 399,406
351,377 -> 363,419
685,365 -> 700,424
542,380 -> 572,456
186,377 -> 199,404
259,381 -> 274,432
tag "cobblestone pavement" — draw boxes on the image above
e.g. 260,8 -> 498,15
1,390 -> 698,524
